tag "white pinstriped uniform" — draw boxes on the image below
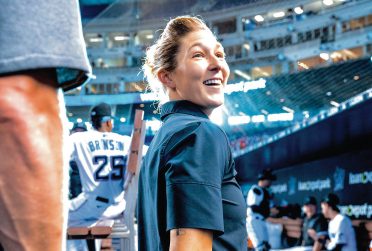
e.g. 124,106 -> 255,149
68,130 -> 132,224
327,214 -> 357,251
246,185 -> 270,251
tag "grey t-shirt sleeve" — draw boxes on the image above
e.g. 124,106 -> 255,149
0,0 -> 91,90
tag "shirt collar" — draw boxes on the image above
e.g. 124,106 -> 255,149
160,100 -> 209,121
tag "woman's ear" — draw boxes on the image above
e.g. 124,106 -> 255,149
157,69 -> 176,89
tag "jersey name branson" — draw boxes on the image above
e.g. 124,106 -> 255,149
88,139 -> 124,152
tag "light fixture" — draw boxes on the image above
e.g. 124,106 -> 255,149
282,106 -> 294,113
330,100 -> 340,107
267,113 -> 294,122
254,15 -> 264,22
298,62 -> 309,70
294,6 -> 303,15
251,115 -> 265,123
243,43 -> 250,51
323,0 -> 334,6
234,69 -> 251,80
330,52 -> 341,59
76,118 -> 83,123
114,35 -> 130,41
228,116 -> 250,125
89,37 -> 103,43
320,53 -> 330,60
273,11 -> 285,18
146,34 -> 154,39
120,117 -> 126,123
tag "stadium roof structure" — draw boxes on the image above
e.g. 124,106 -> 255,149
80,0 -> 285,23
220,57 -> 372,136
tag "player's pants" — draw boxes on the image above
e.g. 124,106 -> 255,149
68,193 -> 126,225
246,214 -> 270,251
67,193 -> 125,251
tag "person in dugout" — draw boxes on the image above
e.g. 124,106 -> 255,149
297,196 -> 328,250
321,193 -> 357,251
246,169 -> 277,251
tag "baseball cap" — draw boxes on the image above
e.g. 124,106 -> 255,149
304,196 -> 317,206
72,122 -> 87,131
321,193 -> 340,207
90,103 -> 113,122
258,169 -> 277,181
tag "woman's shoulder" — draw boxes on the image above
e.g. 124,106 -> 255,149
198,120 -> 228,139
164,113 -> 225,136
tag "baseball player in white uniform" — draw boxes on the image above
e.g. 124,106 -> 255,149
67,103 -> 132,251
321,193 -> 357,251
246,169 -> 276,251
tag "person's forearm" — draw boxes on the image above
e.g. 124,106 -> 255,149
0,70 -> 64,251
313,240 -> 323,251
313,235 -> 327,251
169,228 -> 213,251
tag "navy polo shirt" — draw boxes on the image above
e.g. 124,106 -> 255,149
301,213 -> 328,246
137,100 -> 247,251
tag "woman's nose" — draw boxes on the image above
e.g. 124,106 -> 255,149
208,55 -> 222,71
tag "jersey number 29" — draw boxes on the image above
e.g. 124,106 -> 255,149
93,155 -> 127,181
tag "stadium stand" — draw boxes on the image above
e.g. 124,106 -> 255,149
65,0 -> 372,249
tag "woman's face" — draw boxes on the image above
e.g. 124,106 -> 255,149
167,29 -> 230,115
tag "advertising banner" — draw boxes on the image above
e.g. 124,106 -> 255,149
269,148 -> 372,219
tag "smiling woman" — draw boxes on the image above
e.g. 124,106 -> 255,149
160,29 -> 229,115
142,16 -> 229,114
138,16 -> 247,251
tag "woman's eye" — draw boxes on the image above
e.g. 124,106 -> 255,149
216,52 -> 225,58
192,53 -> 204,58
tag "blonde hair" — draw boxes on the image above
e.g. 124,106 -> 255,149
142,16 -> 212,106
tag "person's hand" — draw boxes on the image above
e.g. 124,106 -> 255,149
307,228 -> 317,240
270,207 -> 279,217
314,235 -> 327,251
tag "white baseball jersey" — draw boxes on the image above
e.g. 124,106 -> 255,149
68,130 -> 132,222
247,185 -> 264,207
327,214 -> 357,251
246,185 -> 271,249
